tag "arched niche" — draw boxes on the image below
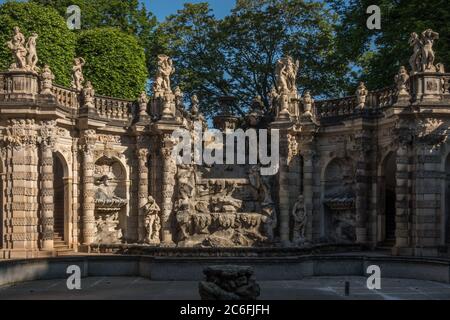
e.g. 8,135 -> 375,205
322,157 -> 356,243
93,156 -> 128,243
379,151 -> 396,245
53,151 -> 71,247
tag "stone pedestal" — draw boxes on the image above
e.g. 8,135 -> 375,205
412,73 -> 443,102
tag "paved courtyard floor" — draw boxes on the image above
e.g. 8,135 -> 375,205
1,276 -> 450,300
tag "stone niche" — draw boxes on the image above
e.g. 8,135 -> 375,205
323,157 -> 356,243
94,156 -> 127,244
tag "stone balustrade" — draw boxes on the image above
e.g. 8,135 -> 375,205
51,84 -> 79,109
93,95 -> 133,121
315,96 -> 357,119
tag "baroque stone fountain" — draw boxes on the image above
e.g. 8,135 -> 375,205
94,175 -> 127,243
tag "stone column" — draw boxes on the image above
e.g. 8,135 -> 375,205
40,140 -> 54,250
137,148 -> 149,242
81,130 -> 97,245
160,135 -> 176,245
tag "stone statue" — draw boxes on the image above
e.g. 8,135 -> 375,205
275,56 -> 299,94
421,29 -> 439,72
71,57 -> 85,91
268,86 -> 279,112
409,32 -> 422,73
409,29 -> 440,73
6,27 -> 27,70
177,163 -> 196,210
143,196 -> 161,243
395,66 -> 410,96
82,81 -> 95,108
248,165 -> 273,206
40,65 -> 55,95
154,54 -> 175,93
138,91 -> 149,116
302,90 -> 314,117
292,194 -> 307,243
355,82 -> 368,110
174,86 -> 184,107
26,33 -> 38,72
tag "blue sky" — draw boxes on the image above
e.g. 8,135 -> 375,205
0,0 -> 236,21
145,0 -> 235,20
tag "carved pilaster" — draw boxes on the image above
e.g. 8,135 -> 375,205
137,146 -> 149,242
39,121 -> 57,250
160,134 -> 176,245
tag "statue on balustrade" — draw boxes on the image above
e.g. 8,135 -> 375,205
409,29 -> 440,73
138,91 -> 149,116
302,90 -> 314,118
71,57 -> 85,91
6,27 -> 28,70
40,65 -> 55,95
421,29 -> 439,72
83,81 -> 95,108
154,54 -> 175,93
355,82 -> 368,109
26,33 -> 38,72
275,56 -> 299,94
143,196 -> 161,244
395,66 -> 410,96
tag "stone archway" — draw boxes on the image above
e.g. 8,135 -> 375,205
380,152 -> 396,244
445,154 -> 450,244
53,153 -> 70,247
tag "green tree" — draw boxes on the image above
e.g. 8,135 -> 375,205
153,0 -> 349,117
76,27 -> 147,99
0,1 -> 76,86
328,0 -> 450,91
32,0 -> 157,78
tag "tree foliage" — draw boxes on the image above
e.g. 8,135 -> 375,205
328,0 -> 450,90
0,1 -> 76,86
76,28 -> 148,99
152,0 -> 350,117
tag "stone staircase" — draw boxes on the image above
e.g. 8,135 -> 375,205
53,232 -> 72,255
